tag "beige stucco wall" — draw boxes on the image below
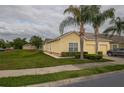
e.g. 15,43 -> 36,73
43,33 -> 110,55
119,43 -> 124,48
43,40 -> 61,53
59,33 -> 80,52
85,40 -> 110,54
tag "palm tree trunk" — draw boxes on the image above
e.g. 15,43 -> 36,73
80,22 -> 85,59
95,26 -> 99,54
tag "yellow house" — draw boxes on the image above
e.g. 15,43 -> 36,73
43,31 -> 111,56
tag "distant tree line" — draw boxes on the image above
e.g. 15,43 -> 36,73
0,36 -> 43,49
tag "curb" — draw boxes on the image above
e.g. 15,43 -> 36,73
26,70 -> 124,87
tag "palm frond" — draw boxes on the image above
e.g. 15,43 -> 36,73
110,17 -> 116,24
64,5 -> 81,20
108,17 -> 124,36
97,8 -> 115,26
80,5 -> 101,24
102,8 -> 115,19
90,7 -> 113,28
110,30 -> 116,37
103,26 -> 116,34
59,17 -> 79,35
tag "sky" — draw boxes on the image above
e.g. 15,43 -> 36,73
0,5 -> 124,41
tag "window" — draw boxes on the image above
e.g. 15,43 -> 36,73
69,43 -> 78,52
112,44 -> 119,50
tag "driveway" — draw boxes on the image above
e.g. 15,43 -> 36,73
61,71 -> 124,87
105,56 -> 124,64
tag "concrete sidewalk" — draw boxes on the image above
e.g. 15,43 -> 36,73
0,56 -> 123,78
0,61 -> 121,78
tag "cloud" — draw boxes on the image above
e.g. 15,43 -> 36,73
0,5 -> 68,40
0,5 -> 124,40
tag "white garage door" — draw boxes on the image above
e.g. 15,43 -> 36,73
99,44 -> 107,55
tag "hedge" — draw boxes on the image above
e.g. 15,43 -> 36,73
61,52 -> 88,57
75,54 -> 103,60
98,51 -> 103,55
84,54 -> 103,60
61,51 -> 103,60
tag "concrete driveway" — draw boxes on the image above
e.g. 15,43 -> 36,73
105,56 -> 124,64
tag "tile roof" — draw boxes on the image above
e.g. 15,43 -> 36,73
99,34 -> 124,44
44,31 -> 124,43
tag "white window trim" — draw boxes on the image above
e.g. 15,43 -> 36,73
69,42 -> 78,52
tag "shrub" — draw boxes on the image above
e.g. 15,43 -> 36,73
83,52 -> 88,55
98,51 -> 103,55
75,54 -> 103,60
61,52 -> 80,57
75,52 -> 88,59
61,52 -> 88,57
75,54 -> 80,59
84,54 -> 103,60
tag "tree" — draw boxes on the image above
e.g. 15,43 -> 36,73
30,36 -> 43,49
91,6 -> 115,54
5,40 -> 13,48
59,5 -> 100,59
0,39 -> 6,48
12,38 -> 27,49
103,17 -> 124,36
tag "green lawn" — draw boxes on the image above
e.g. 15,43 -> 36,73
0,50 -> 111,70
0,64 -> 124,87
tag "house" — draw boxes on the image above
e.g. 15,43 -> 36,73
23,44 -> 36,50
99,34 -> 124,50
6,47 -> 14,50
43,31 -> 111,56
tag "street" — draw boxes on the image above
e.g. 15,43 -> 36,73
61,71 -> 124,87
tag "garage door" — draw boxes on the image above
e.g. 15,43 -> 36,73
85,44 -> 95,54
99,44 -> 107,55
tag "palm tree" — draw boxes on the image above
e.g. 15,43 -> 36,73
103,17 -> 124,36
59,5 -> 99,59
91,6 -> 115,54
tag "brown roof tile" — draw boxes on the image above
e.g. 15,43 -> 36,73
45,31 -> 124,43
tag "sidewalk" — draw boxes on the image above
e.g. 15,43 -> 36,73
0,61 -> 121,78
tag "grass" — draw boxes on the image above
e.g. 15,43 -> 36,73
0,50 -> 111,70
0,64 -> 124,86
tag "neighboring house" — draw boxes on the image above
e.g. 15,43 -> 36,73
43,31 -> 111,56
99,34 -> 124,50
23,44 -> 36,50
6,47 -> 14,50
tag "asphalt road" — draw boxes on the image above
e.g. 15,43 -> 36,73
61,71 -> 124,87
